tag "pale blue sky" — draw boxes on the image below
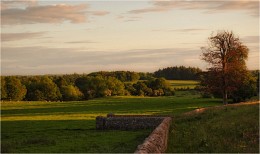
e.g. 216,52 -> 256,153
1,0 -> 259,75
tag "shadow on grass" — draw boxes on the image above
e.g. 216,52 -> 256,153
1,95 -> 223,152
1,96 -> 223,118
1,120 -> 152,153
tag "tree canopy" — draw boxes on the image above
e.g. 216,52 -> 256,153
201,30 -> 255,104
88,71 -> 140,82
3,76 -> 27,101
25,76 -> 61,101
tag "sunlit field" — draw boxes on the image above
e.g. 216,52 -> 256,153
168,80 -> 199,89
1,91 -> 221,153
1,0 -> 258,153
168,103 -> 259,153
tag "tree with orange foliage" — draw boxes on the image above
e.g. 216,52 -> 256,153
201,30 -> 249,105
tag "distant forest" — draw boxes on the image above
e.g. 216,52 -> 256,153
154,66 -> 202,80
1,66 -> 201,102
1,66 -> 258,102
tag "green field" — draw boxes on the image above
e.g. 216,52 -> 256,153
124,79 -> 199,90
2,87 -> 258,153
168,80 -> 199,89
168,103 -> 259,153
1,91 -> 221,153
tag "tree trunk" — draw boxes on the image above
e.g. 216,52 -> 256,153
222,54 -> 228,105
223,89 -> 228,105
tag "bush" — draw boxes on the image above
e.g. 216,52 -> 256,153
201,92 -> 213,98
231,73 -> 257,103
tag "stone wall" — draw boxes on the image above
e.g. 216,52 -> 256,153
96,114 -> 172,153
135,117 -> 172,153
96,114 -> 166,130
107,113 -> 169,117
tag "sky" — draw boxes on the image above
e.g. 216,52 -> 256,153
1,0 -> 259,75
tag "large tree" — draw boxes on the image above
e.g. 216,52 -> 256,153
201,30 -> 249,105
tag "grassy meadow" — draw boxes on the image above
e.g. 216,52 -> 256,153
168,80 -> 199,89
1,80 -> 258,153
1,90 -> 222,153
168,103 -> 259,153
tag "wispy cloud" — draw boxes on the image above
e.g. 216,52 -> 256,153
1,2 -> 110,25
65,41 -> 98,44
170,28 -> 207,32
129,1 -> 259,17
89,11 -> 110,16
2,4 -> 88,25
241,36 -> 259,44
1,32 -> 46,42
2,45 -> 258,75
116,15 -> 142,22
1,46 -> 202,75
152,28 -> 207,32
1,0 -> 38,10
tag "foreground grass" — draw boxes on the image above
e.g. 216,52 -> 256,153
1,91 -> 221,153
1,120 -> 151,153
167,103 -> 259,153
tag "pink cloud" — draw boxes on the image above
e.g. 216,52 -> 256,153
90,11 -> 110,16
1,4 -> 88,25
1,0 -> 38,10
1,32 -> 46,42
1,2 -> 110,25
129,1 -> 259,17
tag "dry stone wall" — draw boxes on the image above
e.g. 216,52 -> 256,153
96,114 -> 172,153
134,117 -> 172,153
96,115 -> 165,130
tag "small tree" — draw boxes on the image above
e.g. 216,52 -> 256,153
1,77 -> 7,100
231,72 -> 257,103
60,85 -> 83,101
201,30 -> 249,104
5,77 -> 27,101
148,78 -> 174,96
133,82 -> 153,96
39,76 -> 61,101
106,77 -> 125,96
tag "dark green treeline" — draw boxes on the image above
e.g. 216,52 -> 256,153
1,71 -> 173,101
154,66 -> 202,80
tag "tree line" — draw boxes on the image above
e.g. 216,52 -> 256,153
154,66 -> 202,80
1,72 -> 175,101
88,71 -> 140,82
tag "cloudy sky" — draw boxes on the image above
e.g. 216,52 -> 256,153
1,0 -> 259,75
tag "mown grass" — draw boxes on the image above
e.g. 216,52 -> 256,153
167,103 -> 259,153
168,80 -> 199,89
1,91 -> 221,153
